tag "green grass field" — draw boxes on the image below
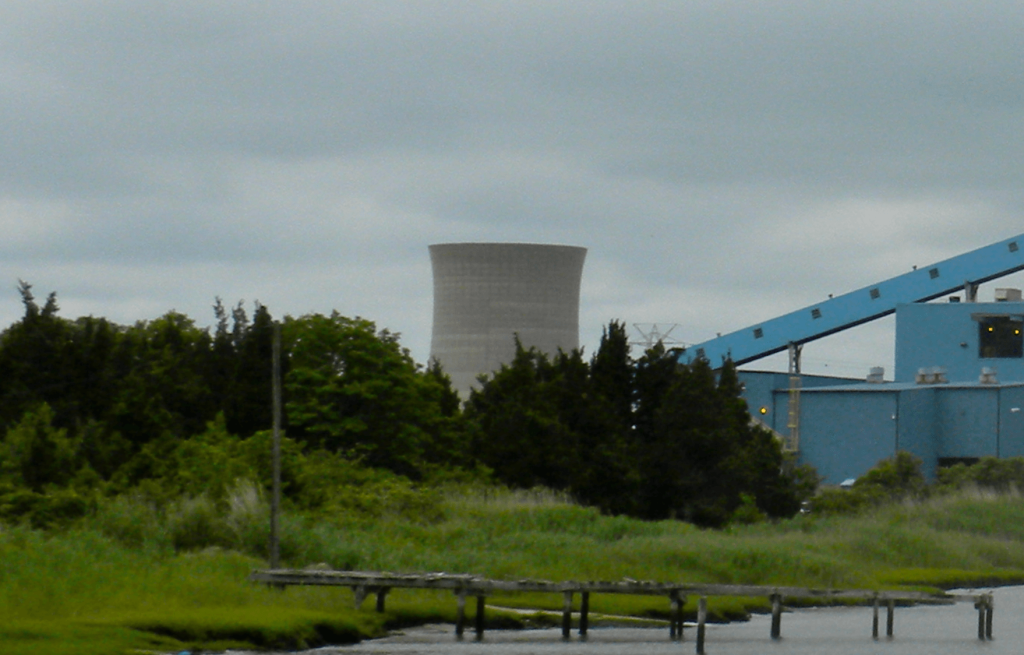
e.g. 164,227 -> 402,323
3,485 -> 1024,654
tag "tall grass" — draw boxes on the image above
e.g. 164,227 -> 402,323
0,520 -> 384,653
5,483 -> 1024,653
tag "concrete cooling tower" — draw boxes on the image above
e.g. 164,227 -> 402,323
429,243 -> 587,398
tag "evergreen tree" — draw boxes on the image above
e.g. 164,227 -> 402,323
0,404 -> 80,492
224,303 -> 275,437
632,342 -> 680,449
589,321 -> 634,429
0,282 -> 73,430
465,341 -> 575,490
640,357 -> 731,523
108,312 -> 216,447
573,322 -> 639,515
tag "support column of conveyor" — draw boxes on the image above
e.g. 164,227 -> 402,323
680,233 -> 1024,368
786,343 -> 802,452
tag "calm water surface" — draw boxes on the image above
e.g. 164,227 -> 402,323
252,586 -> 1024,655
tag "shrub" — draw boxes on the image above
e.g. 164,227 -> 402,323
730,493 -> 767,525
0,487 -> 92,529
87,493 -> 165,549
809,452 -> 926,516
854,451 -> 927,500
166,495 -> 233,552
937,456 -> 1024,493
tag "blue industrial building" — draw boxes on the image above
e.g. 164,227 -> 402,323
678,233 -> 1024,484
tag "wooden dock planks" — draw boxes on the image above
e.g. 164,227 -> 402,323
248,568 -> 995,647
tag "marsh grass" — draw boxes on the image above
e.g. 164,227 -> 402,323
5,484 -> 1024,653
115,606 -> 372,651
0,620 -> 179,655
0,520 -> 382,653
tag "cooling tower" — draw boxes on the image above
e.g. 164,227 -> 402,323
429,243 -> 587,398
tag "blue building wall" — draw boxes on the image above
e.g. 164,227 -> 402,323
798,389 -> 898,484
735,371 -> 787,432
895,387 -> 938,477
935,387 -> 998,458
788,382 -> 1024,483
997,385 -> 1024,457
738,371 -> 859,434
895,301 -> 1024,382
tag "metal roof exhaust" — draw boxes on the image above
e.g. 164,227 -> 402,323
979,367 -> 999,384
915,367 -> 948,384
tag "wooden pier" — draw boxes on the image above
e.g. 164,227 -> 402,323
249,569 -> 994,651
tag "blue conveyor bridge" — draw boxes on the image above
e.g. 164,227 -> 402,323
679,232 -> 1024,369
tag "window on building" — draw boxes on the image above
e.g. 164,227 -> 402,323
979,316 -> 1024,358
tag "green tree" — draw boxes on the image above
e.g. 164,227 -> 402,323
572,322 -> 639,515
419,358 -> 470,469
467,329 -> 815,525
107,312 -> 216,447
65,316 -> 121,425
714,360 -> 811,520
283,312 -> 464,477
223,303 -> 276,437
641,357 -> 813,525
0,404 -> 82,491
589,321 -> 634,430
465,341 -> 575,490
0,282 -> 73,430
632,342 -> 680,450
642,357 -> 734,524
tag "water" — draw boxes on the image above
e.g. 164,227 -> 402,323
253,586 -> 1024,654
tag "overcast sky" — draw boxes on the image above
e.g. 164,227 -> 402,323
2,1 -> 1023,378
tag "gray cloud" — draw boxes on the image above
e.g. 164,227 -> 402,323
1,1 -> 1022,376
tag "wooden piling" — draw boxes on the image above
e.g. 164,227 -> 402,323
770,593 -> 782,639
975,595 -> 990,641
678,594 -> 686,641
375,587 -> 388,613
475,595 -> 486,641
353,585 -> 367,609
872,595 -> 879,639
986,594 -> 993,640
886,598 -> 894,638
455,591 -> 467,640
579,591 -> 590,638
669,590 -> 683,641
562,591 -> 573,640
696,596 -> 707,655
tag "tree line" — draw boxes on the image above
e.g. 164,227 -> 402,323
466,323 -> 816,526
0,282 -> 815,528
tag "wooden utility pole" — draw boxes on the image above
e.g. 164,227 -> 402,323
269,321 -> 282,569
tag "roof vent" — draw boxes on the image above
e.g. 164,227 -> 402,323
995,288 -> 1022,302
915,367 -> 948,385
866,367 -> 885,383
980,367 -> 999,384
